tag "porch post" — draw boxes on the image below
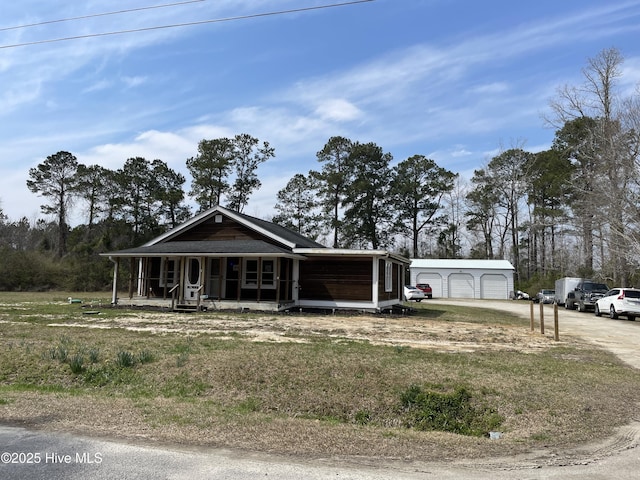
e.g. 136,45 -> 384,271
257,256 -> 262,302
162,257 -> 168,299
218,257 -> 223,299
275,258 -> 281,304
110,257 -> 119,305
179,257 -> 186,304
292,259 -> 300,303
372,257 -> 379,306
199,256 -> 206,305
128,258 -> 135,299
236,259 -> 242,301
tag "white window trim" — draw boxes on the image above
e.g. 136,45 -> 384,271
242,258 -> 277,289
385,260 -> 393,293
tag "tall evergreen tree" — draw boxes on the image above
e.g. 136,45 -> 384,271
75,164 -> 109,228
186,138 -> 234,211
272,173 -> 324,240
227,134 -> 274,213
26,151 -> 79,257
311,136 -> 353,248
342,142 -> 395,249
151,159 -> 191,228
391,155 -> 457,258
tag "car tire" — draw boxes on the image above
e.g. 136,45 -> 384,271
610,305 -> 619,319
628,315 -> 636,321
595,304 -> 601,317
416,299 -> 422,302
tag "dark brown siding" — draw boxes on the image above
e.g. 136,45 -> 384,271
172,216 -> 276,245
299,257 -> 372,301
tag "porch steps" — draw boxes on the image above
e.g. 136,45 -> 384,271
173,303 -> 201,313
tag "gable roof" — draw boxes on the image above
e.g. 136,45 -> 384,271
146,205 -> 325,250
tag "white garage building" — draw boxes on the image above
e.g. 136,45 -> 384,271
410,259 -> 515,299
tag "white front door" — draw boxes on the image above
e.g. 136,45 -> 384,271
184,257 -> 202,301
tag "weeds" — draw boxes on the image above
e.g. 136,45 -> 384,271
115,351 -> 136,368
68,354 -> 85,374
3,294 -> 640,460
399,384 -> 503,436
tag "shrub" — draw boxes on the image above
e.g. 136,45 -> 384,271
68,354 -> 85,374
116,350 -> 136,368
399,384 -> 503,437
138,350 -> 154,364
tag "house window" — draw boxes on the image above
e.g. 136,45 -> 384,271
385,260 -> 393,292
242,258 -> 276,289
160,258 -> 178,287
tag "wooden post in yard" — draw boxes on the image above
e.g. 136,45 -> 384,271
554,303 -> 559,341
530,301 -> 534,332
539,301 -> 544,334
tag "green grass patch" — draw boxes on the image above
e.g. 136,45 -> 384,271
1,293 -> 640,458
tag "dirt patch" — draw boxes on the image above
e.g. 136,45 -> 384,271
4,298 -> 640,469
51,307 -> 554,354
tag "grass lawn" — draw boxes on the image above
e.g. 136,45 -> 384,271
1,291 -> 639,461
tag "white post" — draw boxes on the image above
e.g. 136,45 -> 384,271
109,256 -> 119,305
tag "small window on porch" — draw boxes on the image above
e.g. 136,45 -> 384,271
242,258 -> 276,289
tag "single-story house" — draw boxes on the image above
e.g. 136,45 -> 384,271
409,259 -> 515,299
101,205 -> 410,312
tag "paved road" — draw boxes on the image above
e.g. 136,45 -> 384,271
2,423 -> 640,480
2,299 -> 640,479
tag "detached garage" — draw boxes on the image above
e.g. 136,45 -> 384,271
410,259 -> 515,299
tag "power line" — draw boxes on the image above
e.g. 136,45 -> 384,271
0,0 -> 206,32
0,0 -> 375,50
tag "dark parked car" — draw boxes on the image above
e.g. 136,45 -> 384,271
416,283 -> 433,299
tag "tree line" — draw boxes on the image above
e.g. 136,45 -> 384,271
1,47 -> 639,293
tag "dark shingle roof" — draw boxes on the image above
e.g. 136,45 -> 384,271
105,240 -> 296,257
232,210 -> 326,249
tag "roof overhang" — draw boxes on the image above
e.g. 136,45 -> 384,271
293,248 -> 410,264
101,240 -> 307,260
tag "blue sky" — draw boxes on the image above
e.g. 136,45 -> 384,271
2,0 -> 640,224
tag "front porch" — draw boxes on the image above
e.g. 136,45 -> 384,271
109,254 -> 298,312
113,295 -> 296,313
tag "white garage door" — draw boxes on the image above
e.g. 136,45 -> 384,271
416,273 -> 443,298
480,274 -> 507,299
449,273 -> 474,298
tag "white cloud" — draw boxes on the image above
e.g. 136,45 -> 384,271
314,98 -> 362,122
122,76 -> 147,88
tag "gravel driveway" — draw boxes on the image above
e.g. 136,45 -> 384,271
429,298 -> 640,369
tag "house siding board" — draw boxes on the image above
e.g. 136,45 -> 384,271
300,258 -> 372,301
172,216 -> 271,244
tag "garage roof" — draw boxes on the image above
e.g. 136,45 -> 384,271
410,259 -> 515,270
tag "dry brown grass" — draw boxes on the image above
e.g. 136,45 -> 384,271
1,292 -> 640,462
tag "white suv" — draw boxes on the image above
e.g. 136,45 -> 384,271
595,288 -> 640,320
